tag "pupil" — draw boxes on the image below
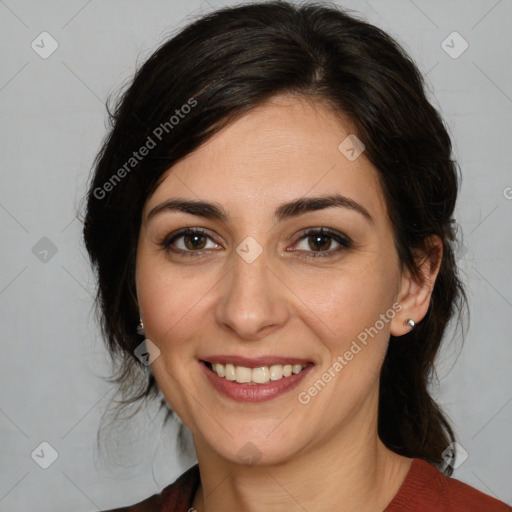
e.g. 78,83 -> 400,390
185,234 -> 206,250
310,234 -> 330,251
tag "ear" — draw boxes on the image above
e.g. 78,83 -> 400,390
390,235 -> 443,337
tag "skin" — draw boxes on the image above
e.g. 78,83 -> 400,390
135,93 -> 442,512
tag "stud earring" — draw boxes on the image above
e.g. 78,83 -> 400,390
136,319 -> 145,336
404,318 -> 415,329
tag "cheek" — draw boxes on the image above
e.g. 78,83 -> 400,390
135,251 -> 219,350
293,256 -> 397,352
293,268 -> 398,413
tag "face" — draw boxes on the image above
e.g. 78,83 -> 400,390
135,94 -> 409,466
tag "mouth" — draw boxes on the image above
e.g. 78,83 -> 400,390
200,357 -> 314,402
203,360 -> 310,385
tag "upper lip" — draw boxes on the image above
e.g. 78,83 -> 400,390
201,355 -> 313,368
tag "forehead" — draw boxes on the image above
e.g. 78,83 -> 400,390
144,94 -> 387,220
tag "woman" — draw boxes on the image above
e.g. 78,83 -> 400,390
82,2 -> 511,511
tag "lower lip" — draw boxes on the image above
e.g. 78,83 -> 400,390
200,361 -> 314,403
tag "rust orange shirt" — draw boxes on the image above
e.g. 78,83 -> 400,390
107,458 -> 511,511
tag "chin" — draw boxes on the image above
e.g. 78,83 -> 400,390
191,417 -> 310,468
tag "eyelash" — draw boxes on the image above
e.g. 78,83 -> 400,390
159,227 -> 353,259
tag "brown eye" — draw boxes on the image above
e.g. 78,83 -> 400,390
292,228 -> 352,259
307,233 -> 332,252
183,233 -> 207,250
160,228 -> 220,256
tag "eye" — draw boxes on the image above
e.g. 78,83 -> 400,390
159,227 -> 352,259
159,228 -> 221,256
290,228 -> 352,258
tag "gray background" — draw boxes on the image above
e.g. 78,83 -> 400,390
1,0 -> 511,510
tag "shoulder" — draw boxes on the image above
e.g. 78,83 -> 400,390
387,458 -> 511,511
103,464 -> 200,512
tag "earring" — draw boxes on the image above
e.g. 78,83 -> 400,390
136,319 -> 145,336
404,318 -> 415,329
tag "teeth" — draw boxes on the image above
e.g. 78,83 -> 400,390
283,365 -> 292,377
292,364 -> 303,375
269,365 -> 283,381
209,362 -> 307,384
252,367 -> 270,384
235,366 -> 252,383
213,363 -> 225,378
225,363 -> 236,381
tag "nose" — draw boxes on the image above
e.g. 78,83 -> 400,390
215,245 -> 291,341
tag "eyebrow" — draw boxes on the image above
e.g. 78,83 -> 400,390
146,193 -> 373,224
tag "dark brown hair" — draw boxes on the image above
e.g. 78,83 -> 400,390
82,0 -> 467,474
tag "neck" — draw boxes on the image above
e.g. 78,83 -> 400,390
190,391 -> 412,512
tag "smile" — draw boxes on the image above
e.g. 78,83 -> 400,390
200,359 -> 314,402
206,361 -> 307,384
